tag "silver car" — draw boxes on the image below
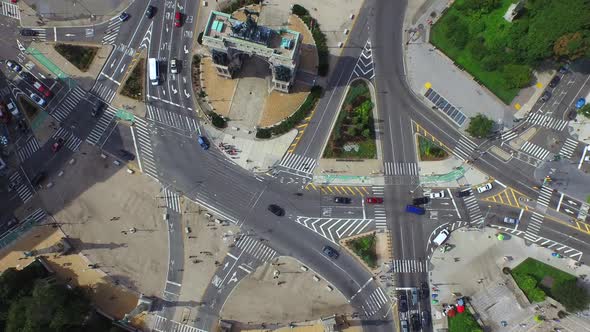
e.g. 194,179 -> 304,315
503,217 -> 519,224
29,93 -> 45,106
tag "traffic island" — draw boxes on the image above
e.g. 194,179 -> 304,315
120,58 -> 145,101
54,43 -> 99,72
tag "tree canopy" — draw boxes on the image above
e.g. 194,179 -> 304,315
466,114 -> 495,139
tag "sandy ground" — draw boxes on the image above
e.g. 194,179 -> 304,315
200,57 -> 237,117
221,256 -> 353,323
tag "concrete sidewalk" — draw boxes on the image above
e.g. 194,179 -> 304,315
20,0 -> 133,28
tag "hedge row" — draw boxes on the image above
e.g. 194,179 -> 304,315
220,0 -> 261,14
292,4 -> 329,76
256,86 -> 322,139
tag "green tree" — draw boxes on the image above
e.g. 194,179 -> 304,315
552,279 -> 590,312
529,287 -> 547,302
466,114 -> 494,138
578,104 -> 590,119
554,31 -> 590,61
502,64 -> 531,89
354,100 -> 373,119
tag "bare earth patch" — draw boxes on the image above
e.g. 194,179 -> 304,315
201,57 -> 237,117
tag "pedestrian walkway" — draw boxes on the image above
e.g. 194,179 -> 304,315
520,141 -> 550,160
234,236 -> 277,263
146,105 -> 199,133
29,28 -> 47,41
527,113 -> 568,131
275,153 -> 317,178
86,106 -> 117,146
361,288 -> 389,318
0,209 -> 46,249
8,171 -> 33,203
162,186 -> 180,213
52,127 -> 82,151
384,162 -> 419,176
17,136 -> 40,162
102,18 -> 122,45
537,185 -> 553,208
151,315 -> 206,332
295,216 -> 374,243
500,129 -> 518,143
462,192 -> 483,225
559,138 -> 579,159
374,206 -> 387,230
132,118 -> 158,179
524,212 -> 544,241
453,136 -> 477,161
391,258 -> 427,273
50,86 -> 86,123
1,1 -> 20,20
91,82 -> 117,103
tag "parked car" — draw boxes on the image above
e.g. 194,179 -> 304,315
420,281 -> 429,300
33,81 -> 52,97
366,197 -> 383,204
400,320 -> 409,332
267,204 -> 285,217
421,310 -> 431,327
334,197 -> 351,204
119,12 -> 130,22
6,60 -> 22,73
540,90 -> 551,102
398,294 -> 408,312
174,12 -> 182,27
456,189 -> 471,197
20,29 -> 38,36
51,137 -> 64,153
19,71 -> 35,83
197,135 -> 209,150
118,149 -> 135,161
503,217 -> 519,224
432,229 -> 450,246
576,98 -> 586,109
29,93 -> 45,106
567,110 -> 577,121
30,172 -> 47,187
429,190 -> 445,198
412,196 -> 429,205
477,183 -> 493,193
549,75 -> 561,88
145,5 -> 156,18
410,314 -> 421,331
6,100 -> 19,117
322,245 -> 339,259
170,58 -> 179,74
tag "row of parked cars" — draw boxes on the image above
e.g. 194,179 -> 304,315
399,283 -> 430,331
6,60 -> 52,106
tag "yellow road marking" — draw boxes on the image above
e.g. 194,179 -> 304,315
327,186 -> 334,194
355,187 -> 365,196
345,187 -> 355,195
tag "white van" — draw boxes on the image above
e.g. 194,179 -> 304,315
432,229 -> 450,246
148,58 -> 159,86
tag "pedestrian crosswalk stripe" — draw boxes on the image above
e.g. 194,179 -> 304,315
162,187 -> 180,213
384,162 -> 419,176
1,2 -> 20,20
520,141 -> 550,160
527,112 -> 568,131
462,192 -> 483,224
151,315 -> 206,332
17,136 -> 40,162
276,153 -> 316,177
453,136 -> 477,161
52,127 -> 82,151
8,171 -> 33,203
50,86 -> 86,123
86,107 -> 117,146
559,138 -> 578,159
391,259 -> 427,273
234,236 -> 277,263
146,105 -> 199,132
361,287 -> 389,317
500,130 -> 518,142
537,186 -> 553,207
132,118 -> 158,179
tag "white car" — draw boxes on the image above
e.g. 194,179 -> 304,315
429,190 -> 445,199
170,58 -> 178,74
29,93 -> 45,106
6,100 -> 19,117
6,60 -> 22,73
477,183 -> 493,193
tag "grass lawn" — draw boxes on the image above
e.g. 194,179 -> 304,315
121,58 -> 145,100
418,135 -> 448,161
448,308 -> 483,332
346,234 -> 377,268
54,44 -> 98,72
430,0 -> 520,104
512,257 -> 576,298
323,81 -> 376,159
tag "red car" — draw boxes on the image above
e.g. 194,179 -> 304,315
33,81 -> 52,97
366,197 -> 383,204
175,12 -> 182,27
51,137 -> 64,152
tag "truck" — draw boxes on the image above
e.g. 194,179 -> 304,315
148,58 -> 160,86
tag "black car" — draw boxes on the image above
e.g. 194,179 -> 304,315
334,197 -> 351,204
119,12 -> 130,22
549,75 -> 561,88
20,29 -> 38,36
412,196 -> 429,205
30,172 -> 47,187
19,71 -> 35,83
322,245 -> 339,259
456,189 -> 471,198
410,314 -> 421,331
421,310 -> 431,327
145,5 -> 156,18
267,204 -> 285,217
91,100 -> 104,117
398,294 -> 408,312
540,90 -> 551,102
119,149 -> 135,161
567,110 -> 577,121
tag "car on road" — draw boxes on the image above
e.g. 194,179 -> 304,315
197,135 -> 209,150
406,204 -> 425,215
412,196 -> 429,205
6,100 -> 19,117
429,190 -> 445,198
29,93 -> 45,106
6,60 -> 22,73
456,189 -> 471,197
19,71 -> 35,83
20,29 -> 38,36
334,196 -> 351,204
400,320 -> 409,332
419,282 -> 429,299
91,100 -> 104,117
175,12 -> 182,27
366,197 -> 383,204
119,12 -> 130,22
30,172 -> 47,187
51,138 -> 64,153
477,183 -> 493,193
145,5 -> 156,18
567,110 -> 577,121
33,81 -> 52,97
421,310 -> 431,327
410,314 -> 421,331
576,98 -> 586,109
267,204 -> 285,217
503,217 -> 519,224
432,229 -> 450,246
322,245 -> 339,259
549,75 -> 561,88
398,294 -> 408,312
540,90 -> 551,102
170,58 -> 179,74
118,149 -> 135,161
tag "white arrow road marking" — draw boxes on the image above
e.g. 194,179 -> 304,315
171,86 -> 177,94
182,76 -> 186,84
184,89 -> 190,98
17,39 -> 25,52
110,59 -> 117,68
223,262 -> 229,270
120,65 -> 126,73
184,45 -> 188,54
65,33 -> 75,37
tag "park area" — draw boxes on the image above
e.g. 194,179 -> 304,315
448,307 -> 482,332
418,136 -> 448,161
54,44 -> 98,72
430,0 -> 590,104
323,81 -> 376,159
345,234 -> 377,268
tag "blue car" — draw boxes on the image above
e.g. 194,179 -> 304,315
197,135 -> 209,150
576,98 -> 586,109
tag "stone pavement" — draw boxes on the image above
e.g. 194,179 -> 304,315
419,155 -> 489,188
20,0 -> 133,27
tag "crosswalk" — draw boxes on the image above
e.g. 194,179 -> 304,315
151,315 -> 206,332
361,288 -> 389,318
520,141 -> 550,160
500,130 -> 518,143
453,136 -> 477,161
52,127 -> 82,151
146,105 -> 199,132
537,185 -> 553,207
295,216 -> 374,243
86,106 -> 117,146
132,118 -> 158,179
90,82 -> 116,103
527,113 -> 568,131
162,187 -> 180,213
8,171 -> 33,203
50,86 -> 86,123
276,153 -> 317,178
384,162 -> 418,176
1,1 -> 20,20
23,208 -> 47,224
462,192 -> 483,225
17,136 -> 40,162
391,259 -> 427,273
234,235 -> 277,263
29,28 -> 47,41
524,212 -> 544,242
102,18 -> 122,44
372,186 -> 387,229
559,138 -> 579,159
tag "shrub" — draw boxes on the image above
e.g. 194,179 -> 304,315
220,0 -> 260,14
552,279 -> 590,313
292,5 -> 329,76
291,4 -> 308,16
210,112 -> 227,128
466,113 -> 494,138
197,31 -> 204,45
256,128 -> 272,139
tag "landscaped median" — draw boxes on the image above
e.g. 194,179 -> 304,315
121,58 -> 145,101
53,43 -> 98,72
